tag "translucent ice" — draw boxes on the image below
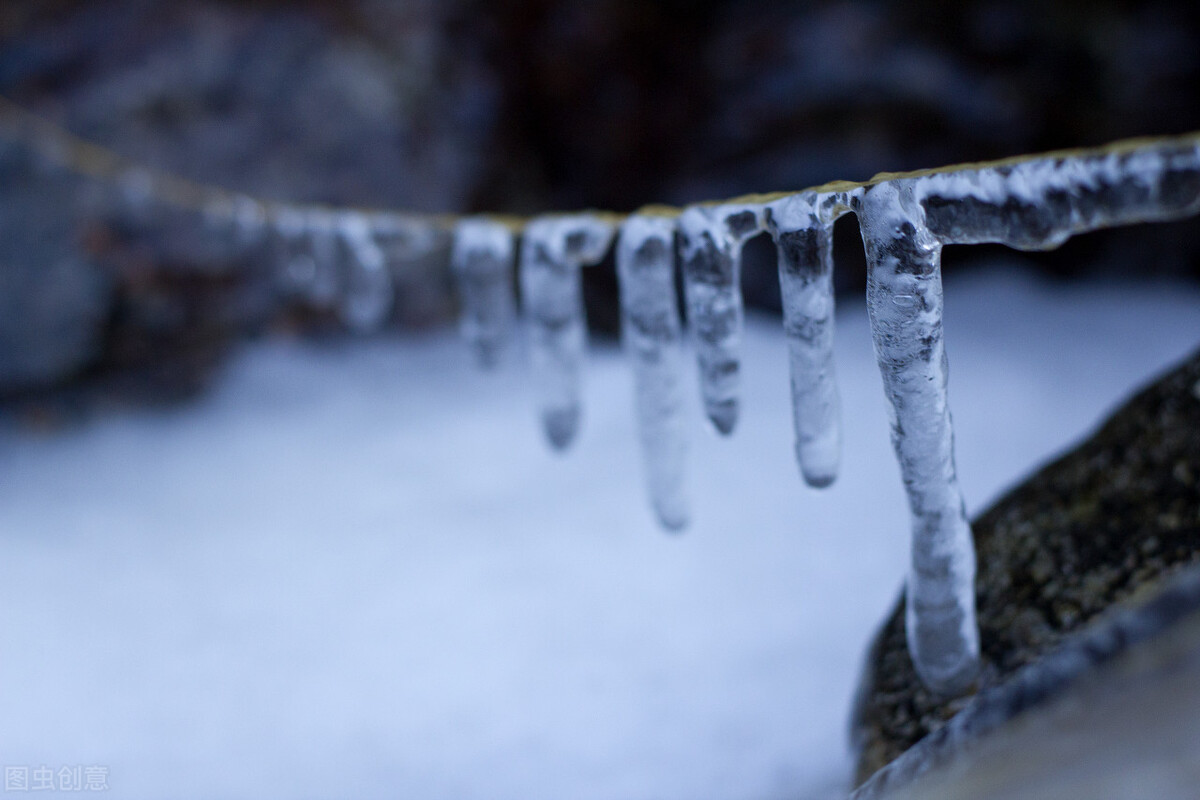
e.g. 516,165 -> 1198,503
370,212 -> 443,263
856,180 -> 979,696
764,192 -> 852,488
270,206 -> 319,296
230,194 -> 268,252
298,209 -> 341,309
908,142 -> 1200,250
678,202 -> 766,435
616,214 -> 690,531
337,213 -> 394,332
451,218 -> 518,368
519,215 -> 617,450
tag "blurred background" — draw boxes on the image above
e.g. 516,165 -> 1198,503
1,2 -> 1200,799
2,0 -> 1199,406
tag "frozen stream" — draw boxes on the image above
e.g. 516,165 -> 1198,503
1,266 -> 1198,799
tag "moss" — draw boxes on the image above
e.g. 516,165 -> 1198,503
852,346 -> 1200,784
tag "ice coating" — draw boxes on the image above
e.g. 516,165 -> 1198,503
764,193 -> 848,488
230,195 -> 268,251
370,212 -> 443,262
909,142 -> 1200,249
301,210 -> 341,309
616,214 -> 690,531
336,214 -> 394,332
519,215 -> 617,450
271,206 -> 319,296
856,180 -> 980,697
451,218 -> 517,368
678,202 -> 766,435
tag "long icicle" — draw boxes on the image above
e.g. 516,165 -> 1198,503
520,215 -> 616,450
678,203 -> 765,435
337,214 -> 394,332
765,194 -> 843,488
303,209 -> 342,309
857,180 -> 979,697
616,213 -> 690,531
451,217 -> 517,368
270,206 -> 316,296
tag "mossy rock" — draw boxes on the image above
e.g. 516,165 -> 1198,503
851,345 -> 1200,785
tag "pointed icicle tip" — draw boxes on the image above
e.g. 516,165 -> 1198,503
707,400 -> 738,436
542,407 -> 580,452
655,505 -> 690,533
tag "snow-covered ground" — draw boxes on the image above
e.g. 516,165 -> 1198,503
1,264 -> 1198,800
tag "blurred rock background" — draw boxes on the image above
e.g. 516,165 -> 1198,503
2,0 -> 1200,408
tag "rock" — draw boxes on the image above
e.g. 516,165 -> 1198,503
851,346 -> 1200,786
854,566 -> 1200,800
0,143 -> 113,394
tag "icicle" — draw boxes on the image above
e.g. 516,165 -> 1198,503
840,139 -> 1199,696
616,213 -> 690,531
371,212 -> 443,262
765,192 -> 847,488
677,202 -> 766,435
450,218 -> 517,368
116,166 -> 156,222
519,214 -> 617,450
303,209 -> 341,309
271,206 -> 316,294
856,180 -> 979,697
336,214 -> 394,332
231,194 -> 268,251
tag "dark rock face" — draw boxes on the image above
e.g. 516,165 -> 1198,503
0,144 -> 113,393
851,346 -> 1200,785
856,568 -> 1200,800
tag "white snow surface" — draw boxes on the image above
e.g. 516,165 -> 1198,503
1,265 -> 1198,800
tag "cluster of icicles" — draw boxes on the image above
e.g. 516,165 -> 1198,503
437,138 -> 1200,695
5,96 -> 1198,696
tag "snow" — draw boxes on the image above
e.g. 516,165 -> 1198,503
1,265 -> 1198,800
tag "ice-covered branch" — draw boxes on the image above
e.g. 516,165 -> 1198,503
853,136 -> 1200,694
